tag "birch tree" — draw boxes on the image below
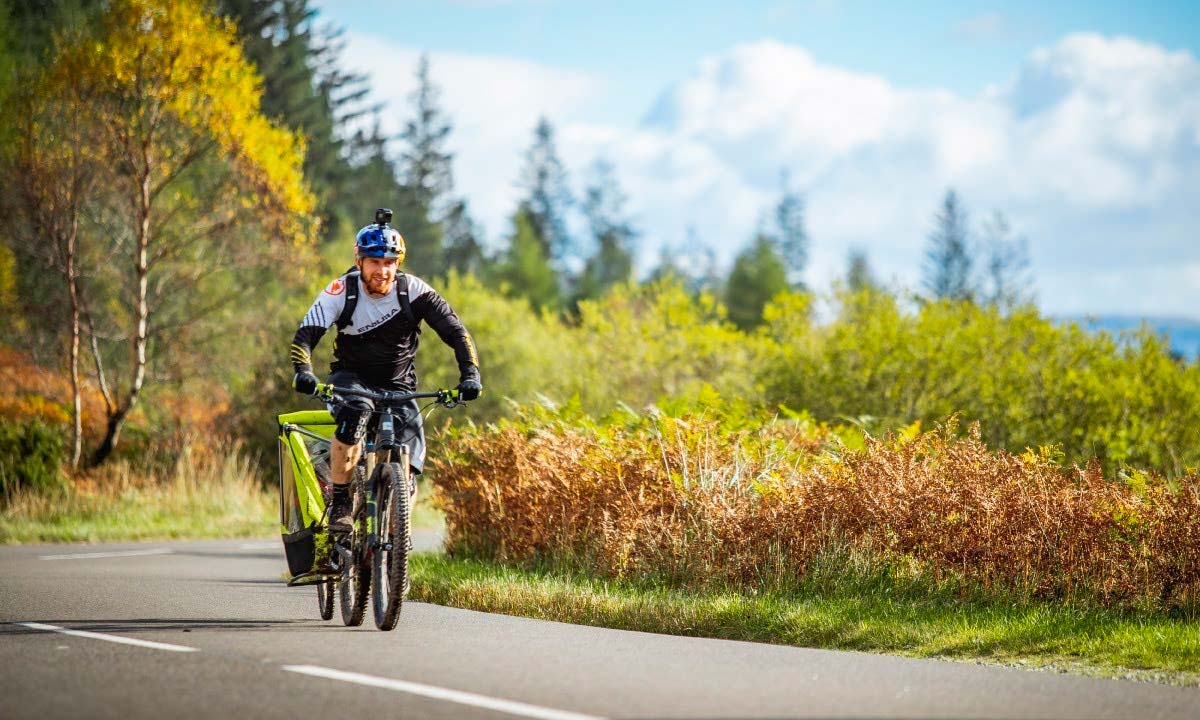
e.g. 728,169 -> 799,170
0,8 -> 104,467
44,0 -> 315,464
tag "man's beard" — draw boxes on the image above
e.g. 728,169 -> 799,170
364,274 -> 394,295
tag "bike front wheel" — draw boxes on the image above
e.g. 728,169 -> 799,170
371,457 -> 410,631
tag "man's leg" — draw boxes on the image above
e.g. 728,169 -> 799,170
330,437 -> 362,486
400,399 -> 426,499
327,381 -> 371,530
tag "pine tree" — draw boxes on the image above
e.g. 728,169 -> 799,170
979,211 -> 1034,311
922,189 -> 974,302
845,247 -> 878,293
575,158 -> 635,302
443,198 -> 485,277
310,26 -> 380,226
494,204 -> 559,311
518,117 -> 573,271
400,54 -> 453,209
217,0 -> 377,234
725,233 -> 788,330
771,171 -> 808,287
648,243 -> 685,285
392,54 -> 483,278
343,122 -> 403,219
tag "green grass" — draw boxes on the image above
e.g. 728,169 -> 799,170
410,479 -> 445,532
0,456 -> 277,543
1,468 -> 445,543
410,553 -> 1200,685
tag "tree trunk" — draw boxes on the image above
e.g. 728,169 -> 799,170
67,212 -> 82,469
92,405 -> 131,467
94,153 -> 153,466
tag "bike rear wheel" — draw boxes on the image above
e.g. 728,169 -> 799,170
372,457 -> 410,631
338,466 -> 370,626
317,579 -> 334,621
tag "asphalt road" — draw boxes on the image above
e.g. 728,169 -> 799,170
2,538 -> 1197,720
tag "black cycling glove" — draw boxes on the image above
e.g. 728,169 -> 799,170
293,370 -> 319,396
456,374 -> 480,403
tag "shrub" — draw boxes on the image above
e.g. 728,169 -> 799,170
762,289 -> 1200,477
0,417 -> 66,497
431,406 -> 1200,610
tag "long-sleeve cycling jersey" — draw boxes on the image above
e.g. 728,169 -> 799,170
290,272 -> 479,391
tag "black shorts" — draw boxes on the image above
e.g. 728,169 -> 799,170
325,370 -> 426,475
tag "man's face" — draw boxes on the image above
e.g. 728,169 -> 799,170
357,256 -> 398,296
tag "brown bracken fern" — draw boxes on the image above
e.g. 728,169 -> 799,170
431,412 -> 1200,609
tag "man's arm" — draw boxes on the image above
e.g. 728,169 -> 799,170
290,278 -> 346,390
408,276 -> 481,385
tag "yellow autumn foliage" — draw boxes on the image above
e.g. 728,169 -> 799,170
48,0 -> 315,244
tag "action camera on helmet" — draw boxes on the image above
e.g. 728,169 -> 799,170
374,208 -> 393,226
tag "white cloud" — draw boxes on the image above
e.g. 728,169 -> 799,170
583,35 -> 1200,315
336,33 -> 596,241
340,32 -> 1200,316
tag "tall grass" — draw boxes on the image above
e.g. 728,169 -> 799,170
0,437 -> 274,542
431,408 -> 1200,612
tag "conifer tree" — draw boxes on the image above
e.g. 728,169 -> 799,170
575,158 -> 635,302
494,204 -> 559,311
400,54 -> 453,209
443,198 -> 485,277
217,0 -> 378,234
979,211 -> 1034,311
845,247 -> 878,293
518,117 -> 573,271
393,54 -> 483,278
725,233 -> 788,330
343,121 -> 404,221
771,171 -> 808,287
923,189 -> 974,302
647,243 -> 685,285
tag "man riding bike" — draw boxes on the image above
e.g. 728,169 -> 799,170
289,208 -> 482,531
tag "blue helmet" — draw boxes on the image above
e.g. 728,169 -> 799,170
355,224 -> 406,262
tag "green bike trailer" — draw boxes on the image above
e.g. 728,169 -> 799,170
277,409 -> 336,583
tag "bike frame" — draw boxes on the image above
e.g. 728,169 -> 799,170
319,383 -> 455,484
280,385 -> 457,589
319,383 -> 457,546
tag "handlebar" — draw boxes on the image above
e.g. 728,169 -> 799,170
313,382 -> 461,408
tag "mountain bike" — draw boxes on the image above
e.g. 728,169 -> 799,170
314,382 -> 462,631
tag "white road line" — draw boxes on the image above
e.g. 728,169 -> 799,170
16,622 -> 198,653
39,548 -> 174,561
282,665 -> 606,720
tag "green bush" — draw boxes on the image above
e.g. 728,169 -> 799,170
416,271 -> 575,424
223,271 -> 1200,480
762,288 -> 1200,476
0,417 -> 66,496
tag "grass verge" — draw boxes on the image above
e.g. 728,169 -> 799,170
2,467 -> 444,544
409,553 -> 1200,686
0,444 -> 275,543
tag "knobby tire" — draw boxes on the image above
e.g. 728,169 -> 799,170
317,579 -> 334,621
372,458 -> 410,631
338,465 -> 370,627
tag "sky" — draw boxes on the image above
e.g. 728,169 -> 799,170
311,0 -> 1200,318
